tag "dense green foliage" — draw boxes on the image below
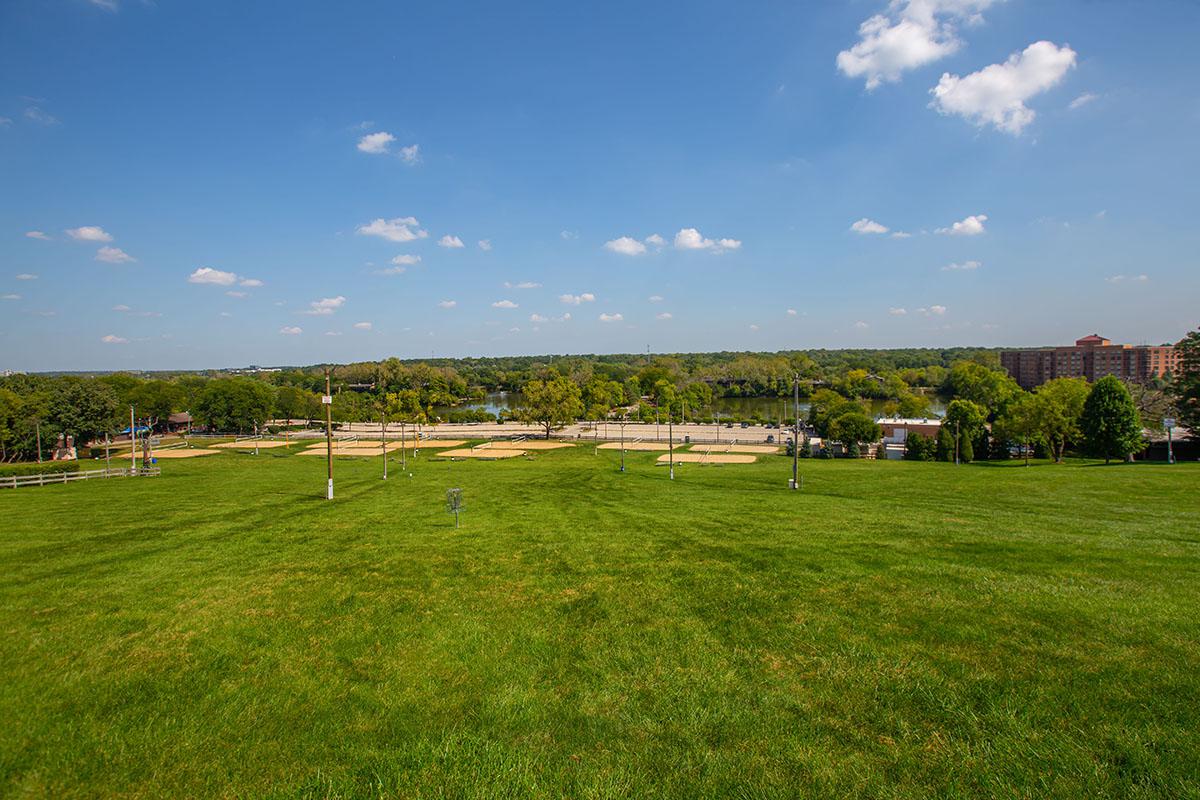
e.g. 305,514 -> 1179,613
1172,327 -> 1200,436
1081,376 -> 1144,463
0,448 -> 1197,797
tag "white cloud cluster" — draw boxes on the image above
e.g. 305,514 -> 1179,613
439,234 -> 465,248
187,267 -> 263,287
96,246 -> 135,264
399,144 -> 420,165
530,313 -> 549,323
604,236 -> 649,256
357,217 -> 428,243
438,300 -> 457,309
357,132 -> 395,154
505,281 -> 541,289
559,292 -> 595,305
353,321 -> 373,330
305,296 -> 346,315
850,218 -> 889,235
648,295 -> 663,303
936,214 -> 987,235
66,226 -> 113,242
2,293 -> 21,301
930,41 -> 1077,134
917,305 -> 948,316
674,228 -> 741,252
656,312 -> 673,320
598,312 -> 623,323
279,326 -> 303,335
837,0 -> 998,90
15,273 -> 37,280
942,260 -> 981,271
100,334 -> 127,344
889,307 -> 908,315
478,239 -> 492,251
492,299 -> 518,309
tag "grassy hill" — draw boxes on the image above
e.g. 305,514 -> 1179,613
1,445 -> 1197,798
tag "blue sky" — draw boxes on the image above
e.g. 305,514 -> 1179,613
2,0 -> 1198,371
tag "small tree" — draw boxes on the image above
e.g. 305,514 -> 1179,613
1172,327 -> 1200,436
944,399 -> 987,463
1032,378 -> 1089,462
935,427 -> 955,462
518,376 -> 584,439
829,411 -> 881,458
904,432 -> 935,461
1081,376 -> 1143,463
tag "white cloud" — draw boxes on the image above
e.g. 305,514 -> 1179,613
917,305 -> 948,316
15,273 -> 37,280
604,236 -> 647,256
674,228 -> 741,252
279,326 -> 303,335
66,226 -> 112,242
786,308 -> 798,316
598,312 -> 623,323
854,321 -> 870,329
645,233 -> 666,248
438,234 -> 465,248
25,231 -> 50,240
438,300 -> 457,309
353,321 -> 373,330
2,294 -> 21,301
648,295 -> 663,303
24,107 -> 59,125
942,260 -> 981,271
850,218 -> 889,235
930,41 -> 1077,134
305,296 -> 346,315
504,281 -> 541,289
112,304 -> 130,312
100,334 -> 128,344
188,267 -> 239,285
357,131 -> 395,154
95,246 -> 135,263
356,217 -> 428,243
656,312 -> 673,320
240,278 -> 264,287
398,144 -> 420,164
1105,274 -> 1148,284
492,299 -> 518,309
324,331 -> 343,337
529,313 -> 549,323
478,239 -> 492,251
936,214 -> 987,235
1069,92 -> 1098,110
88,0 -> 118,11
559,292 -> 595,305
392,254 -> 421,265
218,312 -> 233,318
749,324 -> 760,332
560,230 -> 578,240
891,231 -> 913,239
225,290 -> 247,298
837,0 -> 998,90
889,307 -> 908,315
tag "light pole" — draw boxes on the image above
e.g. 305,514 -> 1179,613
792,374 -> 800,490
1165,417 -> 1176,465
130,406 -> 136,474
620,414 -> 626,473
954,420 -> 960,466
323,369 -> 334,500
668,406 -> 674,481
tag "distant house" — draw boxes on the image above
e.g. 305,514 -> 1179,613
877,418 -> 942,460
167,412 -> 193,433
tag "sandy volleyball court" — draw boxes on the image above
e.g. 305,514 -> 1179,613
657,453 -> 757,464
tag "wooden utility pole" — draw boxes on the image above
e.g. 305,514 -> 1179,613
668,409 -> 674,481
35,421 -> 42,464
130,406 -> 136,474
381,410 -> 388,480
324,369 -> 334,500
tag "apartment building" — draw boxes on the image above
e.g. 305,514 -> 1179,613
1000,334 -> 1183,389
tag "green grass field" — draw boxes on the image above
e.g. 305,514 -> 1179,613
1,444 -> 1198,799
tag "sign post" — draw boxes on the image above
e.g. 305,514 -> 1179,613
1164,417 -> 1176,465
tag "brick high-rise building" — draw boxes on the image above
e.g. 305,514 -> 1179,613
1000,334 -> 1183,389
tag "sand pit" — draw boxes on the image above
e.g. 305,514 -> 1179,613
212,440 -> 294,449
690,444 -> 780,455
656,452 -> 757,465
490,440 -> 572,450
596,441 -> 672,451
439,448 -> 527,460
150,448 -> 221,459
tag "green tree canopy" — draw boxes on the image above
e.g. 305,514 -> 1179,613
1171,328 -> 1200,437
194,378 -> 275,433
518,376 -> 584,438
1081,376 -> 1143,463
1031,378 -> 1090,462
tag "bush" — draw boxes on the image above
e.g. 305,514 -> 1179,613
904,432 -> 935,461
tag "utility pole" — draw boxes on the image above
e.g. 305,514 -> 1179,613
1165,417 -> 1176,465
792,374 -> 800,490
668,407 -> 674,481
324,369 -> 333,500
130,406 -> 136,474
620,414 -> 626,473
401,421 -> 407,471
105,433 -> 111,471
954,420 -> 960,466
35,420 -> 42,464
381,409 -> 388,480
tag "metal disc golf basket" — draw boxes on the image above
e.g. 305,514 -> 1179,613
446,488 -> 463,528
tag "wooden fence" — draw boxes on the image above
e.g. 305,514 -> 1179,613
1,466 -> 161,490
